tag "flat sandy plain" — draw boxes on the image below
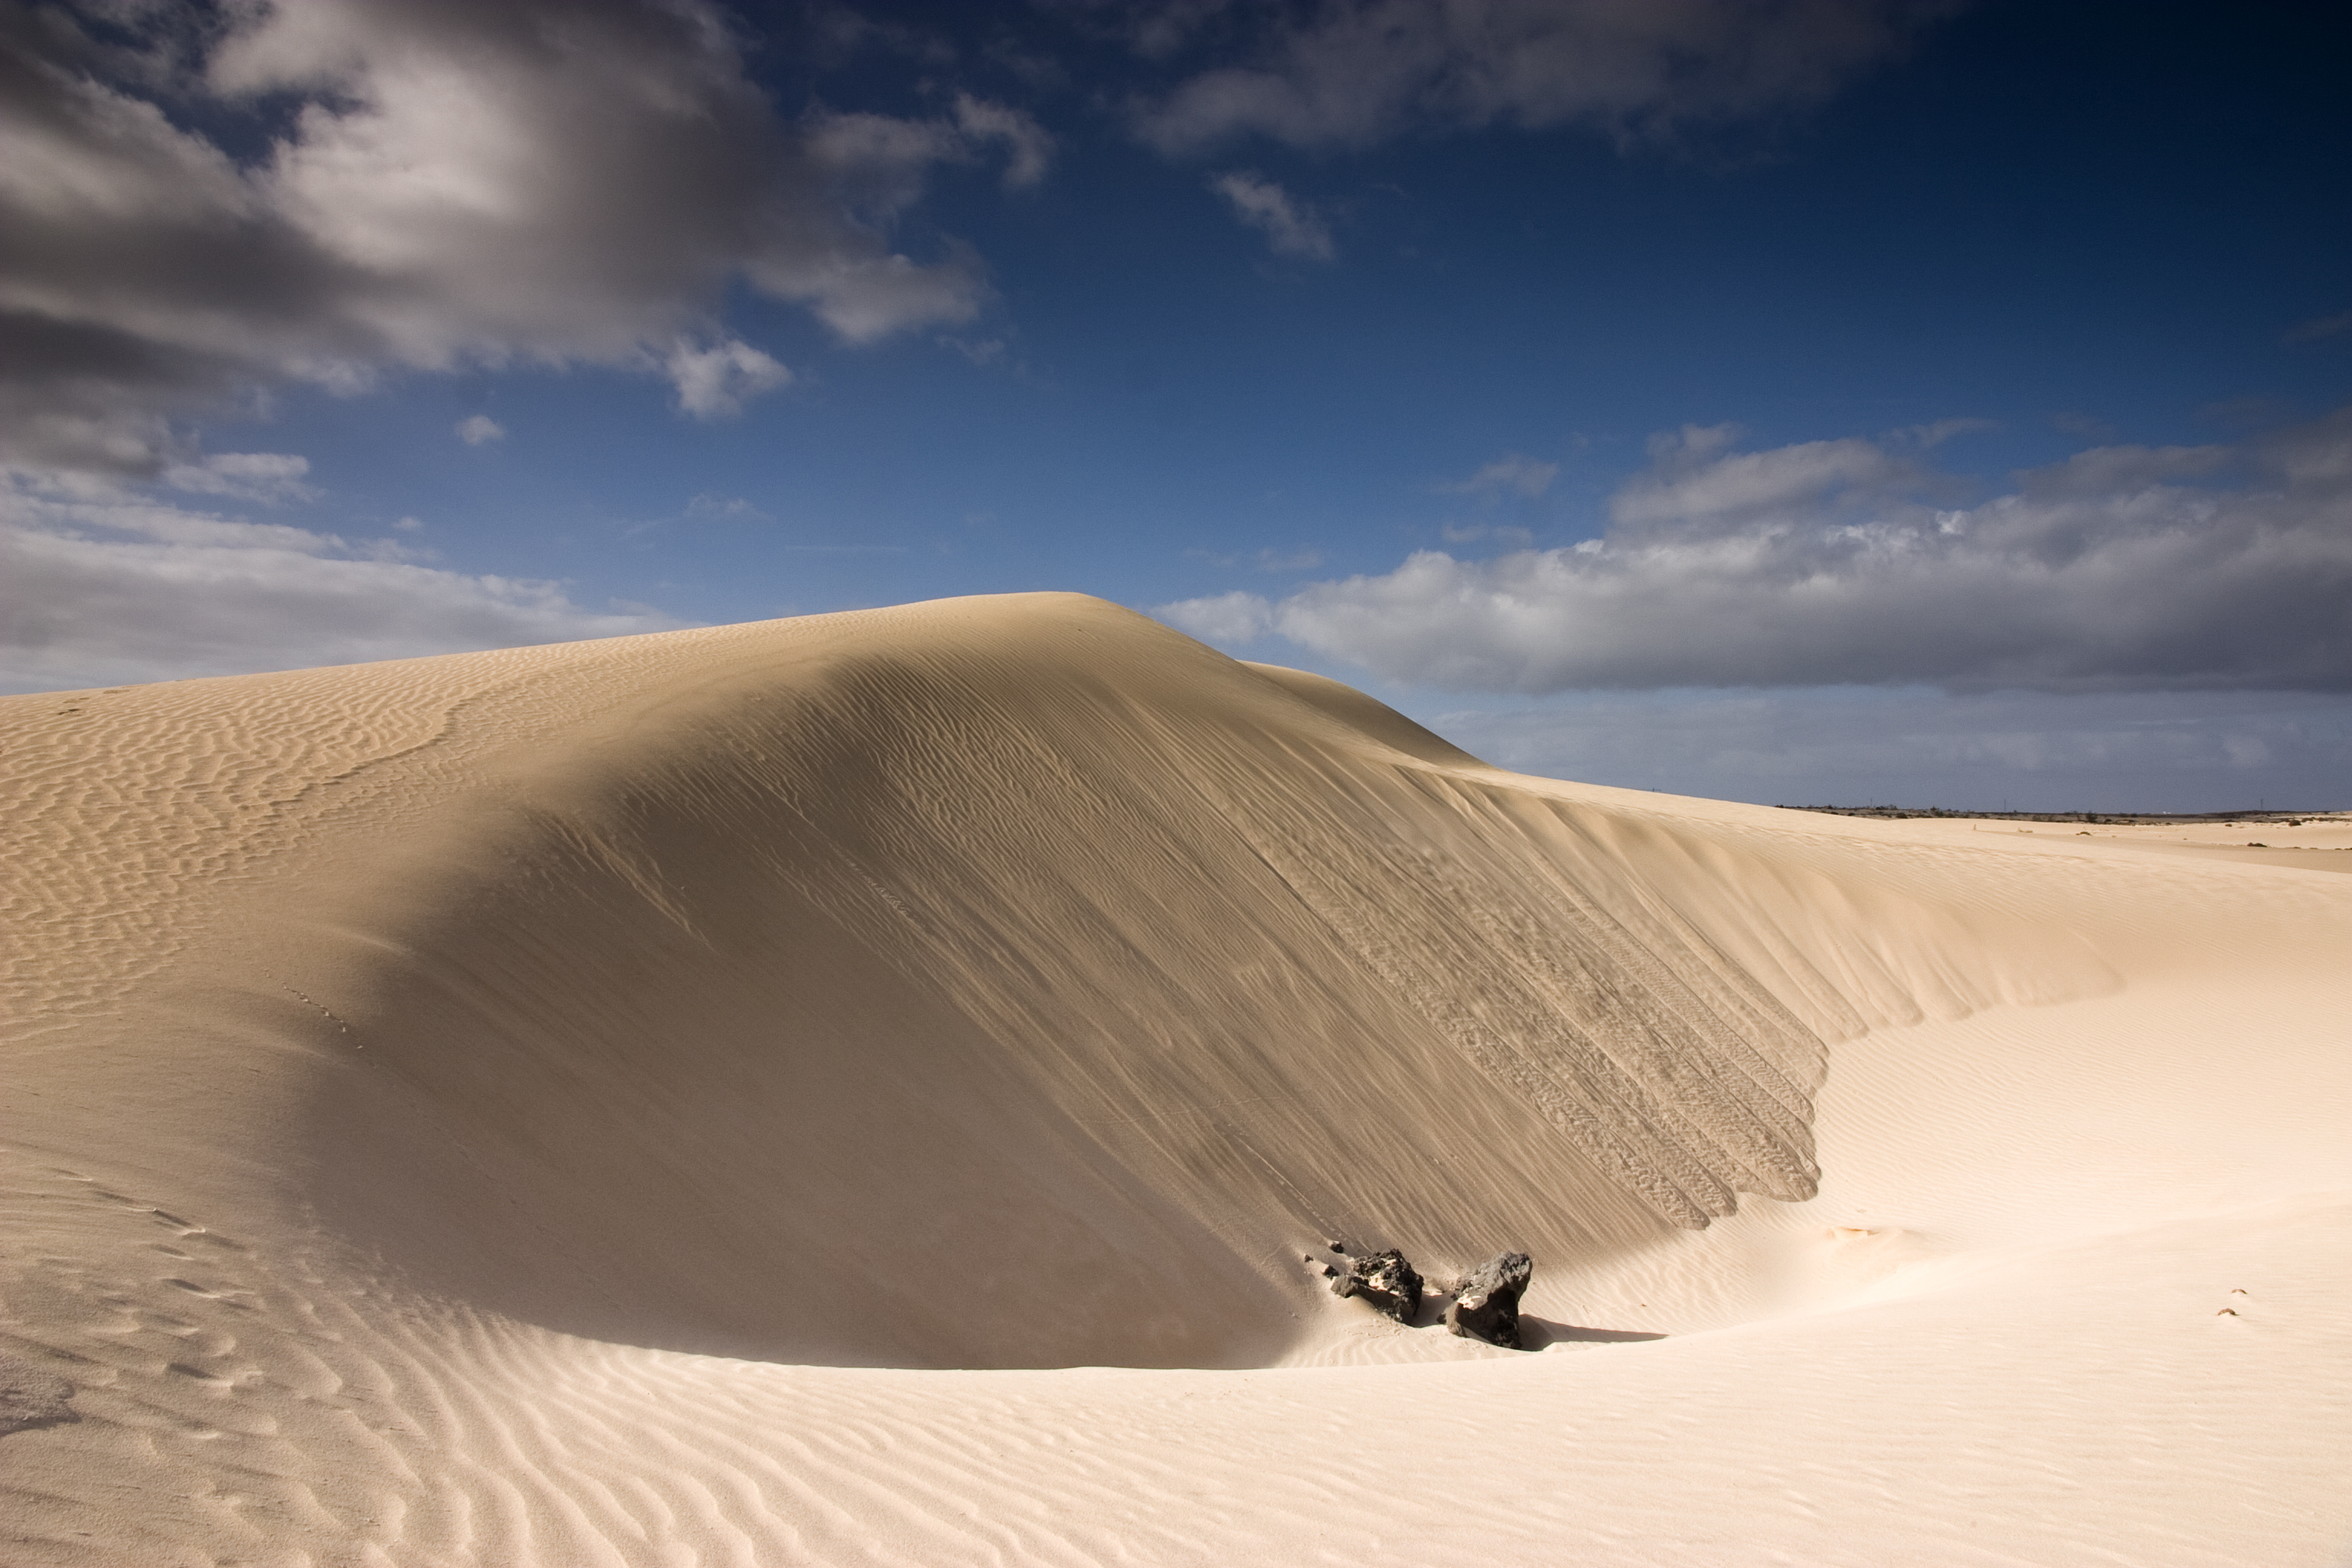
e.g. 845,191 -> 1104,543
4,593 -> 2346,1566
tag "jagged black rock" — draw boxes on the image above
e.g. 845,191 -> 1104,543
1329,1247 -> 1423,1325
1445,1252 -> 1533,1349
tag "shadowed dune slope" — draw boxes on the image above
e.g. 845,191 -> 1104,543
239,596 -> 1855,1369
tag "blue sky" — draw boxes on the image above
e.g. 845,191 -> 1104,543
5,0 -> 2348,808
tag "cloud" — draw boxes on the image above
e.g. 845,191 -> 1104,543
952,94 -> 1056,189
0,0 -> 1032,479
1183,544 -> 1328,572
663,338 -> 791,418
2285,310 -> 2352,345
1207,171 -> 1334,260
1609,423 -> 1928,530
940,334 -> 1008,367
158,451 -> 316,502
1158,588 -> 1275,645
1135,0 -> 1952,154
1158,407 -> 2352,694
454,414 -> 505,446
2050,410 -> 2118,442
802,95 -> 1052,222
0,475 -> 685,693
1441,521 -> 1535,547
1439,453 -> 1559,499
1428,687 -> 2352,811
1255,546 -> 1325,571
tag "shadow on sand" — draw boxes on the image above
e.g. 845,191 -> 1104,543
1517,1315 -> 1668,1348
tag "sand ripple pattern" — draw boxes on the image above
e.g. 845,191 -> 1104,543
715,645 -> 1821,1240
1223,771 -> 1824,1228
11,1147 -> 2342,1566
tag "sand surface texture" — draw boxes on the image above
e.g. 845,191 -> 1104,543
5,593 -> 2347,1566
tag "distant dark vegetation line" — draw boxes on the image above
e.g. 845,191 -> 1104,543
1777,807 -> 2344,825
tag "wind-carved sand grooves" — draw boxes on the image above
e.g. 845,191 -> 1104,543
5,593 -> 2348,1566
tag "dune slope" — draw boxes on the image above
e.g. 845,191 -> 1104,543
5,593 -> 2347,1566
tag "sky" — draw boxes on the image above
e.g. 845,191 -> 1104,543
5,0 -> 2349,811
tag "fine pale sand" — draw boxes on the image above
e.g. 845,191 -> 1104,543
4,593 -> 2347,1566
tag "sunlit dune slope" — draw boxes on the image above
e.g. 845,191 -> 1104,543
5,593 -> 2347,1566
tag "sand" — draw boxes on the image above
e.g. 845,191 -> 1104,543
3,592 -> 2346,1566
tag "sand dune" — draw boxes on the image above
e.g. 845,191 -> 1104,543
5,593 -> 2347,1565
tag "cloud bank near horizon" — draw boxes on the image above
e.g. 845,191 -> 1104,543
0,473 -> 684,694
1427,686 -> 2350,812
1160,409 -> 2352,694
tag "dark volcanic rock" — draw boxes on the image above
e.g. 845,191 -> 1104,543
1445,1252 -> 1533,1348
1330,1247 -> 1423,1325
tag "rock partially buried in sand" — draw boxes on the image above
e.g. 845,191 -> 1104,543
1445,1252 -> 1533,1349
1329,1247 -> 1423,1325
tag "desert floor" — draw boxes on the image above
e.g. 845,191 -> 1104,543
5,593 -> 2346,1566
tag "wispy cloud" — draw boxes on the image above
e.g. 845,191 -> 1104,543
1441,521 -> 1534,547
455,415 -> 506,446
1439,454 -> 1559,499
2285,310 -> 2352,345
1187,544 -> 1328,571
1158,407 -> 2352,694
1136,0 -> 1950,154
158,452 -> 317,503
1207,172 -> 1334,260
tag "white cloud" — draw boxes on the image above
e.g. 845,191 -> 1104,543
0,0 -> 1030,479
455,414 -> 505,446
1158,589 -> 1275,645
158,451 -> 316,502
0,477 -> 684,694
1439,453 -> 1559,499
1161,407 -> 2352,694
663,338 -> 791,418
1135,0 -> 1950,154
1207,172 -> 1334,260
750,241 -> 988,346
1609,424 -> 1924,530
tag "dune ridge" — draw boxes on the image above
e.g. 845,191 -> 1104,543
5,593 -> 2347,1565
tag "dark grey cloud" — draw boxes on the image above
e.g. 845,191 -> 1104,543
0,0 -> 1047,475
1159,408 -> 2352,694
1132,0 -> 1955,155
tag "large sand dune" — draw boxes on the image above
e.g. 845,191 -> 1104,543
4,593 -> 2347,1565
